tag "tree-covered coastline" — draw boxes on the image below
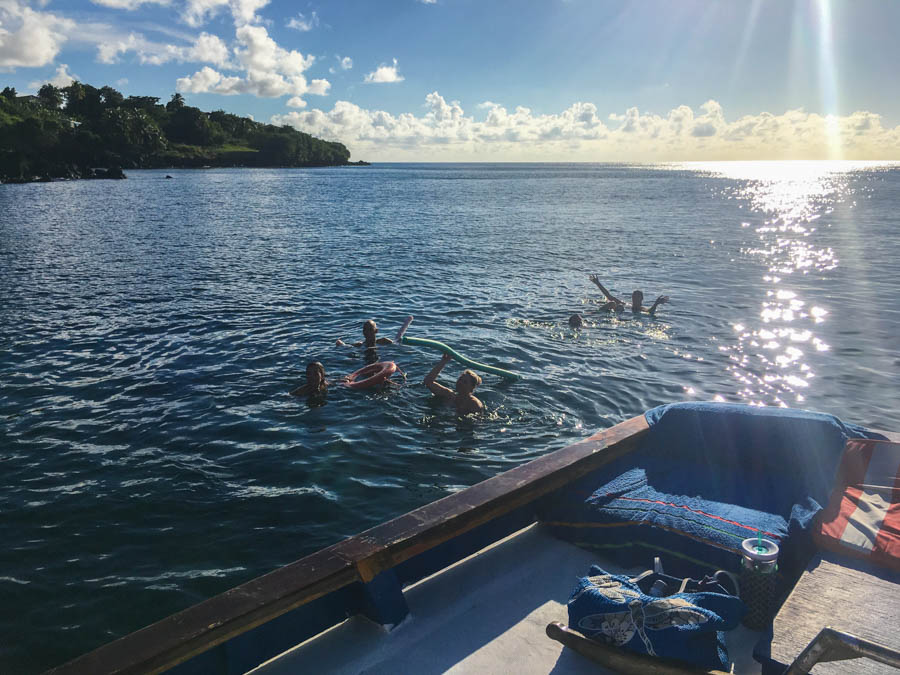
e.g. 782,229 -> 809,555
0,83 -> 362,183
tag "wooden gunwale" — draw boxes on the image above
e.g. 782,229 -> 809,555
47,414 -> 650,675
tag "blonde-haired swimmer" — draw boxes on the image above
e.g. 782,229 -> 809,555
424,353 -> 484,416
336,319 -> 394,348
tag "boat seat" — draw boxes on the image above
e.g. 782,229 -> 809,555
759,438 -> 900,674
538,403 -> 882,581
539,464 -> 790,578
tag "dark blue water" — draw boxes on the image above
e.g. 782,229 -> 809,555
2,162 -> 898,672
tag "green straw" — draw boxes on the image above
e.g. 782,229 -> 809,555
757,532 -> 763,554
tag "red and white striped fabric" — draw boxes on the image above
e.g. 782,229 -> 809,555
815,438 -> 900,571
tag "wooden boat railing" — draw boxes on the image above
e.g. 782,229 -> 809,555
47,414 -> 650,675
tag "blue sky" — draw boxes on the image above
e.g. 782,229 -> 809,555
2,0 -> 899,160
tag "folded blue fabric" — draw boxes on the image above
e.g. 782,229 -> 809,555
539,403 -> 881,579
586,467 -> 789,571
568,564 -> 745,670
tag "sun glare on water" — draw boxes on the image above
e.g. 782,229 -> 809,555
697,160 -> 883,407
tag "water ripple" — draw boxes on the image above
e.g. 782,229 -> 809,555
1,163 -> 899,672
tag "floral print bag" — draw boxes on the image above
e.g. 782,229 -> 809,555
567,562 -> 746,671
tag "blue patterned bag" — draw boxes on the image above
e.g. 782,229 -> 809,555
567,563 -> 746,670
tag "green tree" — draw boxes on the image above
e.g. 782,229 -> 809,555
62,82 -> 85,115
99,86 -> 124,109
37,84 -> 64,110
165,106 -> 223,146
94,107 -> 166,166
1,86 -> 18,100
166,93 -> 185,113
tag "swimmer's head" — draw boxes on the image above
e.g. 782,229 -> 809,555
456,369 -> 481,395
631,290 -> 644,309
306,361 -> 326,387
363,320 -> 377,343
568,313 -> 584,329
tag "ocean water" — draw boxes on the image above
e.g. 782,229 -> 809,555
1,162 -> 898,672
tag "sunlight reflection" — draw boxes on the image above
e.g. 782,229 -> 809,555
709,160 -> 856,406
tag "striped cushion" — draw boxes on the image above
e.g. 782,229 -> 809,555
815,439 -> 900,571
540,467 -> 789,577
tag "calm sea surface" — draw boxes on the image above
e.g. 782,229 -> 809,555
2,162 -> 899,672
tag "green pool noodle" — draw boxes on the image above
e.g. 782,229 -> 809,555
401,335 -> 520,381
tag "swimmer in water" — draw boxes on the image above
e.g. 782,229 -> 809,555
568,313 -> 584,329
589,274 -> 669,315
290,361 -> 329,397
424,353 -> 484,416
336,319 -> 394,348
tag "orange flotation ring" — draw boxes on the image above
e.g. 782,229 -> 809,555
344,361 -> 398,390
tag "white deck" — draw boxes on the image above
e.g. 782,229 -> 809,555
251,524 -> 763,674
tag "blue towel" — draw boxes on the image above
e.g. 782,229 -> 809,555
568,563 -> 745,670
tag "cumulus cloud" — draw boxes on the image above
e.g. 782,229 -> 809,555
364,58 -> 404,84
97,31 -> 230,66
176,24 -> 329,105
183,0 -> 269,27
286,11 -> 318,31
271,95 -> 900,162
234,24 -> 313,74
339,55 -> 352,70
28,63 -> 78,89
0,2 -> 74,68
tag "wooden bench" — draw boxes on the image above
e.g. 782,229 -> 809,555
769,551 -> 899,674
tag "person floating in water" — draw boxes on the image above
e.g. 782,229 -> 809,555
424,353 -> 484,416
336,320 -> 394,348
568,313 -> 584,329
589,274 -> 669,315
291,361 -> 331,397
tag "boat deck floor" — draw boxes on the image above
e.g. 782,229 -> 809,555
251,524 -> 763,674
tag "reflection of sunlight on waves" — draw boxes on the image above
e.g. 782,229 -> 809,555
668,160 -> 896,182
712,162 -> 860,407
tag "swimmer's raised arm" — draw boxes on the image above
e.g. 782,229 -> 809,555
424,353 -> 455,399
648,295 -> 669,315
589,274 -> 622,304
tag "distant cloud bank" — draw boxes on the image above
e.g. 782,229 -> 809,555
272,94 -> 900,161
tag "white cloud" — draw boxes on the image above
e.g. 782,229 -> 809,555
115,78 -> 129,86
233,24 -> 313,75
286,11 -> 318,31
418,0 -> 437,4
0,2 -> 74,68
286,96 -> 306,108
90,0 -> 169,9
307,78 -> 329,95
177,24 -> 329,104
183,0 -> 269,27
96,31 -> 230,67
177,65 -> 330,101
271,95 -> 900,162
339,55 -> 352,70
364,58 -> 403,84
27,63 -> 78,89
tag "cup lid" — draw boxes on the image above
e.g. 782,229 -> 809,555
742,537 -> 779,562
